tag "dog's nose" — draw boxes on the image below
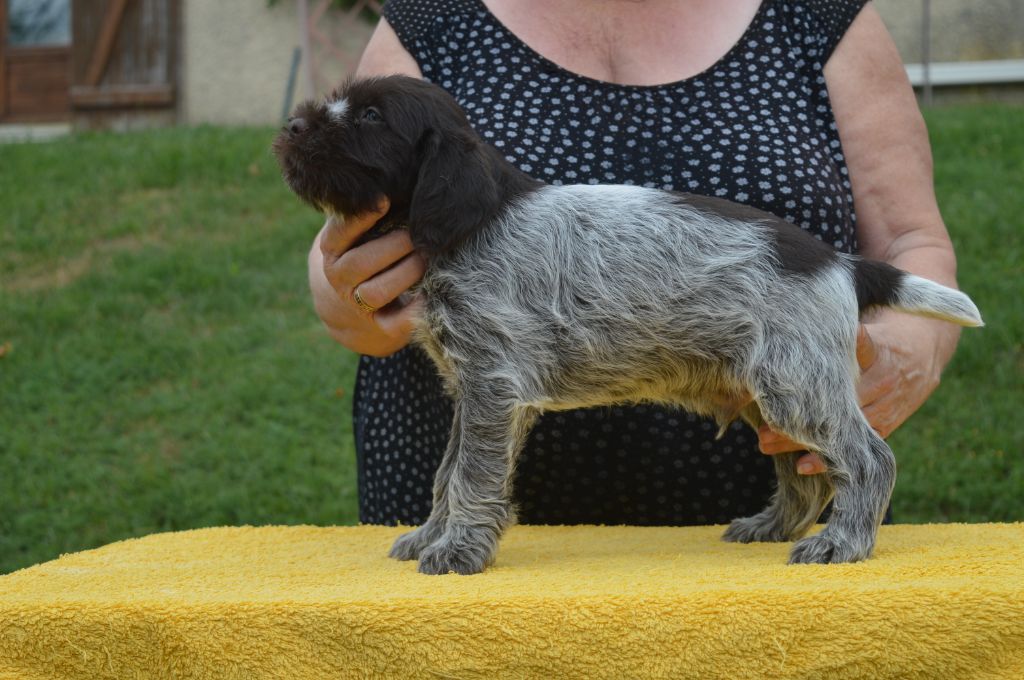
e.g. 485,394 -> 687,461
288,117 -> 308,135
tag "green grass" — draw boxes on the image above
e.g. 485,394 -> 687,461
887,105 -> 1024,522
1,107 -> 1022,574
1,127 -> 361,574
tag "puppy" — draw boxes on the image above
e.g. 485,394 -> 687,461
273,75 -> 982,575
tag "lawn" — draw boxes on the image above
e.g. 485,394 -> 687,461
1,106 -> 1022,575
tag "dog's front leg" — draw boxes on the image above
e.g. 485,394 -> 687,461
388,410 -> 463,561
416,393 -> 536,575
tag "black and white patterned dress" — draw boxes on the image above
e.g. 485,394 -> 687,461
354,0 -> 869,526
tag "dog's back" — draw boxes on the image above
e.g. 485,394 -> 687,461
417,183 -> 840,414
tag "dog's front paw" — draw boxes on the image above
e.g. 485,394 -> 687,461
722,514 -> 791,543
417,543 -> 487,575
388,530 -> 426,561
788,532 -> 872,565
389,522 -> 444,561
416,526 -> 497,575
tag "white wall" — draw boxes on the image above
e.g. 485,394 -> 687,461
181,0 -> 373,126
875,0 -> 1024,63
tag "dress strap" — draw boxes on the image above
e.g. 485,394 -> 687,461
780,0 -> 870,65
382,0 -> 483,76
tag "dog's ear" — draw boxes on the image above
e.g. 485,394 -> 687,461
408,128 -> 502,258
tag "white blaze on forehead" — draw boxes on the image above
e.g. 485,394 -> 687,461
327,98 -> 349,121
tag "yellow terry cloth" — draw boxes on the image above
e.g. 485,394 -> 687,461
1,524 -> 1023,679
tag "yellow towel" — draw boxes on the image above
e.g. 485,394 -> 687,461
1,524 -> 1022,679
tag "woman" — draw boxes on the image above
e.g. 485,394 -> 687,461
308,0 -> 964,526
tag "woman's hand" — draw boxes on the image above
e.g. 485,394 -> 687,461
308,199 -> 426,356
756,314 -> 958,474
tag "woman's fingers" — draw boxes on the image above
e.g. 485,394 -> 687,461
352,252 -> 428,312
375,292 -> 425,338
319,198 -> 391,260
852,318 -> 943,440
327,228 -> 418,291
795,451 -> 827,475
856,323 -> 878,370
756,424 -> 827,474
854,323 -> 894,418
306,196 -> 425,357
757,425 -> 799,454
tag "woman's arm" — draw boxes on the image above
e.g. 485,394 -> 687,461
758,2 -> 962,461
306,19 -> 427,356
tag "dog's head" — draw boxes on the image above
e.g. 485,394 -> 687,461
273,75 -> 533,257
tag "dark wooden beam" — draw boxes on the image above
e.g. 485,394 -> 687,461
0,0 -> 8,117
85,0 -> 129,86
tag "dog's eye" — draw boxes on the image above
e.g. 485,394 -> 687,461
362,107 -> 384,123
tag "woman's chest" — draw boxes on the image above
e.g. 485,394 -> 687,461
482,0 -> 763,87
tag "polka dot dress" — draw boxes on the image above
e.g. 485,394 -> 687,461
355,0 -> 869,526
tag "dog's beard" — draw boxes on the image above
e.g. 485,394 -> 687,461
273,133 -> 401,242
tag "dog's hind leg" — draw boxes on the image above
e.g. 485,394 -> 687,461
723,455 -> 832,544
416,389 -> 537,575
723,404 -> 832,544
787,418 -> 895,564
742,365 -> 895,564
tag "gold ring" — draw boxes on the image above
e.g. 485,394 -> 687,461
353,287 -> 377,314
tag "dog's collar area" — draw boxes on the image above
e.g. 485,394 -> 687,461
350,219 -> 406,247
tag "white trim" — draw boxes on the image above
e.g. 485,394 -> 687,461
905,59 -> 1024,87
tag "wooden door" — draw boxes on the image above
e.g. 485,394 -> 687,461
69,0 -> 178,130
0,0 -> 72,122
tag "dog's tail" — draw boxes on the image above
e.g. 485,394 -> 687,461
851,258 -> 983,327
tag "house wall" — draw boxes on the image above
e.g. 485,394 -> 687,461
179,1 -> 1024,126
181,0 -> 373,126
875,0 -> 1024,63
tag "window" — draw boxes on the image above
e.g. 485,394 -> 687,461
7,0 -> 71,47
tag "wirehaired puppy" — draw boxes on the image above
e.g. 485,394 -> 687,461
273,75 -> 983,575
